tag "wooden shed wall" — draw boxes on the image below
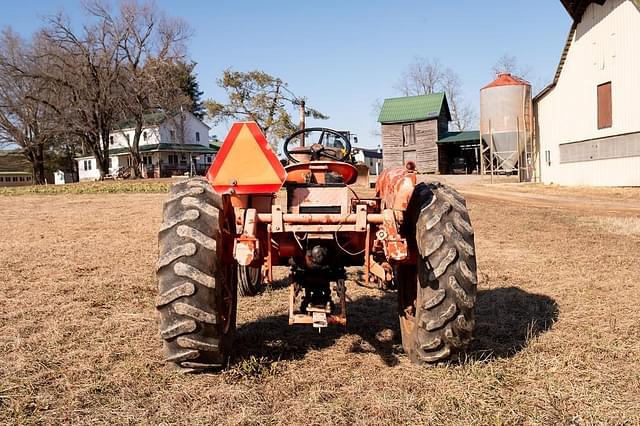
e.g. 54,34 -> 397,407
381,119 -> 440,173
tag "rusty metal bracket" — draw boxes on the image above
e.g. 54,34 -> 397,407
234,208 -> 258,266
377,209 -> 408,262
271,204 -> 284,233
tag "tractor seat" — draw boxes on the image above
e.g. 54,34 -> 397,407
284,161 -> 358,185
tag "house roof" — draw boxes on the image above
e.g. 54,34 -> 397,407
378,93 -> 451,124
114,111 -> 211,131
76,143 -> 218,159
115,112 -> 167,130
354,147 -> 383,159
437,131 -> 481,144
0,152 -> 31,173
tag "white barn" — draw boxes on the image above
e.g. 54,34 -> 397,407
77,111 -> 215,181
534,0 -> 640,186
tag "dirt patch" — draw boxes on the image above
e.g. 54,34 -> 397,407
1,185 -> 639,424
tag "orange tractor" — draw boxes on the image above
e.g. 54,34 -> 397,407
156,122 -> 477,371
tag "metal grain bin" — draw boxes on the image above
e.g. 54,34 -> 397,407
480,73 -> 534,181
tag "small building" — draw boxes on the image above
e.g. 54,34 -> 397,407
353,147 -> 383,175
76,111 -> 215,181
534,0 -> 640,186
54,170 -> 75,185
378,93 -> 450,173
378,93 -> 481,174
0,153 -> 33,187
437,131 -> 481,174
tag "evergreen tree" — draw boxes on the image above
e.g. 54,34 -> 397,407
178,61 -> 205,119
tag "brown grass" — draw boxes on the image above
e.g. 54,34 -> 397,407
1,185 -> 639,425
577,216 -> 640,236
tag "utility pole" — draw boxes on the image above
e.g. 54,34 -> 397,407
299,99 -> 306,147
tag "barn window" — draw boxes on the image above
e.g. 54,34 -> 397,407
402,124 -> 416,146
597,82 -> 612,129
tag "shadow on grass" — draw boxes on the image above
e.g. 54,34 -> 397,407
232,286 -> 558,368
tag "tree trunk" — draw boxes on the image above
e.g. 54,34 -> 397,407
97,128 -> 111,179
130,121 -> 143,179
33,144 -> 46,185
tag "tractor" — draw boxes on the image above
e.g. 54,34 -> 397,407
156,122 -> 477,371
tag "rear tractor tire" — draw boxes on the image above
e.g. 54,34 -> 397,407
156,177 -> 238,372
397,182 -> 477,364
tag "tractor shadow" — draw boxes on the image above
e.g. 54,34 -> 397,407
232,286 -> 558,368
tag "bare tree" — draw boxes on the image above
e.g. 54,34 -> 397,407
114,0 -> 191,178
492,53 -> 531,80
395,57 -> 476,131
395,58 -> 445,96
34,7 -> 126,179
0,29 -> 57,183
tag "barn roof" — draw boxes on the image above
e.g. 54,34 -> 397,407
378,93 -> 450,124
560,0 -> 606,20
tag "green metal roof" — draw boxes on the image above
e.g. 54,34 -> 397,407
115,112 -> 167,130
437,131 -> 481,144
378,93 -> 449,124
76,144 -> 218,159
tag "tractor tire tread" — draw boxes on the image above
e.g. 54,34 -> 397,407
409,182 -> 478,364
156,178 -> 236,371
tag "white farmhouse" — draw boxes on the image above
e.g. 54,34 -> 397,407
76,111 -> 215,181
534,0 -> 640,186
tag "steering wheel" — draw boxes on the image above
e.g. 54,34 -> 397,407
283,127 -> 352,163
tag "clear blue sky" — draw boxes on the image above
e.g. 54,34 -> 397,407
1,0 -> 572,148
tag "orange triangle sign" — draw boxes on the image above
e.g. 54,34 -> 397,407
206,122 -> 287,194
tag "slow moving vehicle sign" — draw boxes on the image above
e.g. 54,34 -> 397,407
206,122 -> 287,194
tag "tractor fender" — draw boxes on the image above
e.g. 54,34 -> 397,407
375,162 -> 417,214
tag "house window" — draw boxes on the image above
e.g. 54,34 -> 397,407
196,132 -> 200,142
170,130 -> 176,143
168,154 -> 178,165
83,160 -> 92,171
206,155 -> 212,163
19,177 -> 23,182
143,131 -> 148,141
13,177 -> 18,182
402,124 -> 416,146
108,158 -> 112,169
0,177 -> 3,182
597,82 -> 612,129
110,136 -> 114,145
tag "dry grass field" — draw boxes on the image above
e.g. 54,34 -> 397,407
1,182 -> 639,425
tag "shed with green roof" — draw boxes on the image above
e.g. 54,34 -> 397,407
378,93 -> 451,173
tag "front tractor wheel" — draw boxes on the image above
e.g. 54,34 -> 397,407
398,182 -> 477,364
238,265 -> 264,297
156,177 -> 238,372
